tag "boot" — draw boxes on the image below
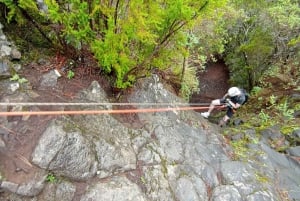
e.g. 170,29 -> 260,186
218,119 -> 227,127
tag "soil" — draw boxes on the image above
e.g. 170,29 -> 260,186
0,55 -> 229,199
190,60 -> 229,104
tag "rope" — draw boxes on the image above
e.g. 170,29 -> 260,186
0,106 -> 214,116
0,102 -> 210,106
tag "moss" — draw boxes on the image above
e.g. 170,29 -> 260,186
160,157 -> 168,177
255,172 -> 269,183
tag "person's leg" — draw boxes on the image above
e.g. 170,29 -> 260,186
201,99 -> 222,118
208,99 -> 222,114
219,108 -> 233,126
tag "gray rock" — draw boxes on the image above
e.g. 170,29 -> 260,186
16,176 -> 46,196
9,82 -> 20,92
173,176 -> 208,201
1,181 -> 19,193
0,60 -> 11,79
220,161 -> 259,195
294,110 -> 300,118
261,126 -> 283,141
10,48 -> 21,60
48,131 -> 97,180
32,121 -> 67,169
1,75 -> 297,201
0,45 -> 11,57
0,137 -> 5,148
291,93 -> 300,101
211,185 -> 242,201
246,190 -> 278,201
38,181 -> 76,201
201,166 -> 220,188
77,80 -> 111,109
55,181 -> 76,201
12,63 -> 22,72
39,70 -> 60,88
142,165 -> 174,201
32,120 -> 97,180
258,143 -> 300,200
287,146 -> 300,157
94,138 -> 136,178
0,34 -> 6,40
292,129 -> 300,138
37,0 -> 48,12
80,176 -> 147,201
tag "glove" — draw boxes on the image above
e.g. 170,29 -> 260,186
225,99 -> 233,108
226,102 -> 233,108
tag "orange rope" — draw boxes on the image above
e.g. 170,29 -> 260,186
0,106 -> 221,116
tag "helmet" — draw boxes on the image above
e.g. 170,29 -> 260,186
228,87 -> 241,97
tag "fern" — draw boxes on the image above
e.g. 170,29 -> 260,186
1,0 -> 38,24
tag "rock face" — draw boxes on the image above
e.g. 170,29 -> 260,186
2,75 -> 295,201
31,121 -> 98,180
80,176 -> 147,201
1,75 -> 300,200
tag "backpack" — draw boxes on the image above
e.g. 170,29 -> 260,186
240,89 -> 249,105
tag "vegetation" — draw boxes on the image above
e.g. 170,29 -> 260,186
223,0 -> 300,90
0,0 -> 299,98
10,73 -> 28,84
46,173 -> 57,183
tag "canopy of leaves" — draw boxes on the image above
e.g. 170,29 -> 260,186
223,0 -> 300,90
0,0 -> 298,94
1,0 -> 228,89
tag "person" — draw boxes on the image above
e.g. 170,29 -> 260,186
201,87 -> 248,126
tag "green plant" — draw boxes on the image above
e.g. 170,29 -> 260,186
67,70 -> 75,79
255,172 -> 269,183
46,173 -> 57,183
251,86 -> 262,96
230,138 -> 249,160
268,95 -> 277,107
276,99 -> 294,120
280,125 -> 300,135
258,110 -> 271,124
10,74 -> 28,84
179,66 -> 199,101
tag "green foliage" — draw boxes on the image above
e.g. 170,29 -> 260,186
1,0 -> 39,24
46,173 -> 57,183
1,0 -> 229,89
229,134 -> 260,161
44,0 -> 94,49
276,99 -> 294,120
42,0 -> 228,88
230,137 -> 249,160
255,172 -> 269,183
251,86 -> 262,96
10,74 -> 28,84
224,0 -> 300,90
179,66 -> 199,101
67,70 -> 75,79
258,110 -> 272,126
280,125 -> 299,135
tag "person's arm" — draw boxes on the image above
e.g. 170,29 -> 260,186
231,102 -> 241,109
226,98 -> 241,109
221,93 -> 228,101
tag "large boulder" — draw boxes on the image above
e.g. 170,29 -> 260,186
31,120 -> 98,180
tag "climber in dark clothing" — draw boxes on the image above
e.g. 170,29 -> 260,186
201,87 -> 248,126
